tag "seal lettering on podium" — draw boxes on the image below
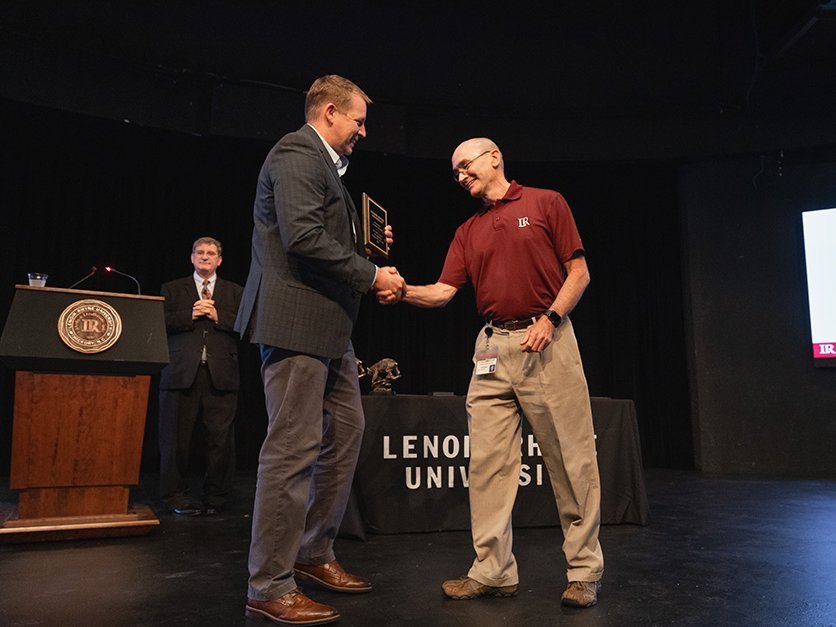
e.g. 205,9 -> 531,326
57,299 -> 123,354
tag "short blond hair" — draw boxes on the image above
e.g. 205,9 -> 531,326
304,75 -> 372,121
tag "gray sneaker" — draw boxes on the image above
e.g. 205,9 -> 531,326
442,576 -> 519,600
561,580 -> 602,607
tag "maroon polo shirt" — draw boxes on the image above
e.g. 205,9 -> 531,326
438,181 -> 585,321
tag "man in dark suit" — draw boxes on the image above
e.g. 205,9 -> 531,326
159,236 -> 243,516
236,75 -> 404,625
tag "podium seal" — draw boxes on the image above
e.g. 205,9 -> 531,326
57,299 -> 123,354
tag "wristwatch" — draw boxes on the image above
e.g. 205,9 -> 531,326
544,310 -> 563,327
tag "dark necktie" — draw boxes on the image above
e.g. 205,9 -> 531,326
200,280 -> 210,363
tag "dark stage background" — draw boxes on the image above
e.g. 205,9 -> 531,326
4,2 -> 836,482
0,99 -> 693,475
3,96 -> 836,479
681,155 -> 836,475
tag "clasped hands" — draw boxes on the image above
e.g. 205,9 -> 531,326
192,298 -> 218,321
370,224 -> 404,305
373,266 -> 405,305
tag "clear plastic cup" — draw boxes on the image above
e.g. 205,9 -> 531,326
27,273 -> 48,287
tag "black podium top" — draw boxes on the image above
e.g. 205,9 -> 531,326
0,285 -> 169,375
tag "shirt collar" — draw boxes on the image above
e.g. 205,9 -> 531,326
194,272 -> 216,285
502,180 -> 524,202
307,123 -> 349,177
479,180 -> 523,213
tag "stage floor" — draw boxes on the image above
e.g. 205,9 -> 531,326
1,468 -> 835,626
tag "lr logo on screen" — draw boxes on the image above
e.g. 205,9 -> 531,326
815,343 -> 836,357
57,299 -> 123,354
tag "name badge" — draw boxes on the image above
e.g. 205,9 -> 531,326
474,352 -> 498,375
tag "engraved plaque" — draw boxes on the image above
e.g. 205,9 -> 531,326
361,192 -> 389,259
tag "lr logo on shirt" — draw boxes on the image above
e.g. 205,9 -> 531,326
518,217 -> 530,227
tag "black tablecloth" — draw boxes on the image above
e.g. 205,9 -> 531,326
350,395 -> 649,534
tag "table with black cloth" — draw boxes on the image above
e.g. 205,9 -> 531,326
350,394 -> 649,535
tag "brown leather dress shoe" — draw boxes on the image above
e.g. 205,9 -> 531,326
294,559 -> 372,593
245,589 -> 339,625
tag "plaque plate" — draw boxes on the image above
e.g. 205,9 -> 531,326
361,192 -> 389,259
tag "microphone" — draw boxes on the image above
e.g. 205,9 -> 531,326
104,266 -> 142,295
68,266 -> 97,290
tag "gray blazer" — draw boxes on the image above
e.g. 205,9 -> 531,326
235,124 -> 376,359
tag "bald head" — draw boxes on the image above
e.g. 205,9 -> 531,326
453,138 -> 500,164
451,137 -> 509,201
455,137 -> 497,152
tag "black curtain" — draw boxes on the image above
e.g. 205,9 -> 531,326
0,99 -> 693,473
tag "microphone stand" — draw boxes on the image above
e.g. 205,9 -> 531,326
68,266 -> 98,290
105,266 -> 142,295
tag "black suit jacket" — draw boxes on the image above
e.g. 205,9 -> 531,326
235,124 -> 376,359
160,275 -> 244,391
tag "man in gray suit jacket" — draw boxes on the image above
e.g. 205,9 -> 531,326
236,75 -> 404,626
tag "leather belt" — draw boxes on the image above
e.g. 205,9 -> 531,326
488,316 -> 538,331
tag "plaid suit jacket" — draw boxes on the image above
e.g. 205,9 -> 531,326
235,124 -> 376,358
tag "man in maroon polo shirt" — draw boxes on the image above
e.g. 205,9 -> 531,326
401,137 -> 604,608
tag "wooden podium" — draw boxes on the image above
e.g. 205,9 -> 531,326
0,285 -> 169,541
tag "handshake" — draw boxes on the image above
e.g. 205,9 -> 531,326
372,266 -> 406,305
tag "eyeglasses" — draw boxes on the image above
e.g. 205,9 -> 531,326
452,150 -> 492,181
337,109 -> 366,129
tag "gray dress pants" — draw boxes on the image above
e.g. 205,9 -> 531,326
247,343 -> 364,601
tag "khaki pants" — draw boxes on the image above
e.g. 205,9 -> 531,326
465,319 -> 604,586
